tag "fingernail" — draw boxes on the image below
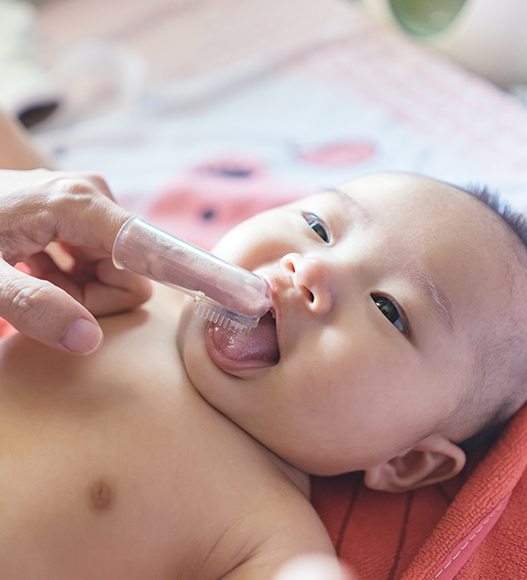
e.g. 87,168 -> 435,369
62,318 -> 103,354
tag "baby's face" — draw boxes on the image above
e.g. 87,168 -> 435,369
181,173 -> 515,476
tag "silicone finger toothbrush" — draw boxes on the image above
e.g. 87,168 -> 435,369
112,217 -> 271,333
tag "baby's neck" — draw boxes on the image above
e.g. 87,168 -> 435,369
268,453 -> 311,498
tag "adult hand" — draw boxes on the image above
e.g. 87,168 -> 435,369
0,168 -> 152,354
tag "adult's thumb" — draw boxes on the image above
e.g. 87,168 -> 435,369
0,260 -> 103,354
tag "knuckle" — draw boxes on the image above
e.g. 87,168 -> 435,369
7,280 -> 56,326
79,172 -> 109,191
50,173 -> 113,208
66,172 -> 112,200
43,175 -> 124,248
49,178 -> 99,214
61,177 -> 96,197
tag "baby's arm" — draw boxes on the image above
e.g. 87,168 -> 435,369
274,554 -> 353,580
218,498 -> 353,580
0,111 -> 50,169
226,551 -> 352,580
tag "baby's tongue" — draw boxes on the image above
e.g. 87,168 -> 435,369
208,312 -> 279,366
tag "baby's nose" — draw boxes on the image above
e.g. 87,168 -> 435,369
280,253 -> 334,315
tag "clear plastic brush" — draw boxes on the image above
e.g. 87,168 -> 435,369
112,217 -> 272,333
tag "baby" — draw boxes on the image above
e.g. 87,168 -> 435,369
0,172 -> 526,578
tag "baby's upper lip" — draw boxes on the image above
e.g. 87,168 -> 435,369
260,272 -> 280,309
260,267 -> 295,311
260,271 -> 281,331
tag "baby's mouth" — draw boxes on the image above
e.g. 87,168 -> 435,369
206,311 -> 279,373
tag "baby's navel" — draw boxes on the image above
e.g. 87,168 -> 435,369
88,479 -> 114,513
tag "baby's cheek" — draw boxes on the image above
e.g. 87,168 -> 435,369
213,221 -> 274,267
212,232 -> 255,266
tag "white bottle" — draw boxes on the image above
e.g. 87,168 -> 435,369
363,0 -> 527,88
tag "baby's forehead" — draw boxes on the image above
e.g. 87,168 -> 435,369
340,172 -> 469,210
339,173 -> 515,242
335,174 -> 482,239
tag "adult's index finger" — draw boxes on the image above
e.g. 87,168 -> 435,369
48,176 -> 132,255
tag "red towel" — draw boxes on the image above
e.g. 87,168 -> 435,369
312,404 -> 527,579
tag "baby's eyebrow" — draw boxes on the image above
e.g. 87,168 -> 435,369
326,187 -> 372,224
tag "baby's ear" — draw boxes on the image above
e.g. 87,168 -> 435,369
363,435 -> 466,493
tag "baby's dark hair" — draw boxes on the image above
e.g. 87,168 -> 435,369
454,183 -> 527,454
462,184 -> 527,249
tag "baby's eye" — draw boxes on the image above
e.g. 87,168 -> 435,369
302,212 -> 331,243
372,294 -> 409,336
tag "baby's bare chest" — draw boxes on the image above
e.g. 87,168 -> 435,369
0,369 -> 290,579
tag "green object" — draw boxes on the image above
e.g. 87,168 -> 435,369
388,0 -> 467,36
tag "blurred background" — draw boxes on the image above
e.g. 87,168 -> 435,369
1,0 -> 527,242
3,0 -> 526,128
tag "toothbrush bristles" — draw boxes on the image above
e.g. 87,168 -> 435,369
194,302 -> 252,334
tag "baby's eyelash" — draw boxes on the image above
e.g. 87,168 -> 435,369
371,294 -> 410,337
302,212 -> 331,243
